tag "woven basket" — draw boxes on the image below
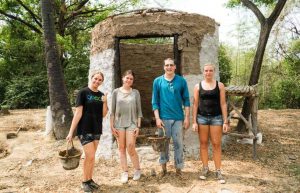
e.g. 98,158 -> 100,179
58,141 -> 82,170
148,126 -> 170,152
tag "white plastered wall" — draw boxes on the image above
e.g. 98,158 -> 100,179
89,49 -> 115,159
183,25 -> 219,159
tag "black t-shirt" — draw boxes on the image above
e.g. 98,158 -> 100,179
76,87 -> 104,135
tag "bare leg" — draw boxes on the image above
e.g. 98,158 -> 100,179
89,140 -> 99,179
209,125 -> 222,169
82,142 -> 96,181
117,130 -> 128,172
126,130 -> 140,170
198,124 -> 210,167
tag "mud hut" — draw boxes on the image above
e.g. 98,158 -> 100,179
90,8 -> 219,158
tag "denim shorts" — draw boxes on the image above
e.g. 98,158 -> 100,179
197,114 -> 223,126
79,133 -> 101,146
115,123 -> 136,131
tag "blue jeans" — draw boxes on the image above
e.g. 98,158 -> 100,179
159,120 -> 184,169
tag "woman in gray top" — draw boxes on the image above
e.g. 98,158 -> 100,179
110,70 -> 143,184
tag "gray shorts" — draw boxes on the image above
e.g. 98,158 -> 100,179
115,123 -> 137,131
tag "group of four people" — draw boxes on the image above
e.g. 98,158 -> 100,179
66,58 -> 229,192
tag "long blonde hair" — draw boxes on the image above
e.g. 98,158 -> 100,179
90,70 -> 104,81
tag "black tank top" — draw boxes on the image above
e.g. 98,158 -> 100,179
198,81 -> 222,116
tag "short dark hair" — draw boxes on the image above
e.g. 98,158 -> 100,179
164,58 -> 175,64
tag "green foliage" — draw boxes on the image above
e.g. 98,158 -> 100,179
2,75 -> 49,109
0,78 -> 7,104
260,39 -> 300,109
218,44 -> 232,85
63,33 -> 90,105
1,0 -> 163,109
0,21 -> 47,108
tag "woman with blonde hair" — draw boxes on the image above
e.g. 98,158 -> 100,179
66,71 -> 108,192
192,63 -> 229,184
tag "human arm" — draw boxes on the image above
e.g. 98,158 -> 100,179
110,90 -> 119,137
182,78 -> 190,129
219,82 -> 229,133
134,117 -> 141,137
134,90 -> 143,137
102,93 -> 108,117
154,109 -> 164,128
192,84 -> 199,132
183,106 -> 190,129
66,106 -> 83,141
152,78 -> 164,128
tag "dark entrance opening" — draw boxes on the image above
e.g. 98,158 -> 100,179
114,35 -> 181,132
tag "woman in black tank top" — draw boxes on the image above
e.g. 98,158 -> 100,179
192,63 -> 229,184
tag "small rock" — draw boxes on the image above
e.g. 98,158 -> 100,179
218,188 -> 234,193
150,168 -> 156,176
24,159 -> 34,167
259,180 -> 267,185
288,155 -> 297,160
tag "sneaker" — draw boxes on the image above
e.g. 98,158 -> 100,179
88,179 -> 100,190
216,169 -> 226,184
120,172 -> 128,184
199,166 -> 209,180
133,170 -> 141,181
81,182 -> 93,193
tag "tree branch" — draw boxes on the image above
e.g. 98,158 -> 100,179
0,10 -> 42,34
64,7 -> 111,28
268,0 -> 287,26
16,0 -> 42,28
76,0 -> 90,11
241,0 -> 266,24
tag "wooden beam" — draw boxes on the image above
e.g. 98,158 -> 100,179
226,132 -> 255,138
174,34 -> 181,75
114,37 -> 121,88
229,102 -> 251,129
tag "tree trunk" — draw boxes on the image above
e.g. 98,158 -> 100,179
237,23 -> 272,131
41,0 -> 73,139
237,23 -> 276,131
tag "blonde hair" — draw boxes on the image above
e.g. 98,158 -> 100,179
203,63 -> 216,71
90,70 -> 104,81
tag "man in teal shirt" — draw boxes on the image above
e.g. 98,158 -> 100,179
152,58 -> 190,176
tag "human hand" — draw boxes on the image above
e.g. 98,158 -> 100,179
111,127 -> 119,138
192,123 -> 198,132
156,118 -> 164,128
222,123 -> 230,133
134,128 -> 139,137
183,117 -> 190,130
66,132 -> 73,142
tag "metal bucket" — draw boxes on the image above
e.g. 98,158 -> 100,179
58,141 -> 82,170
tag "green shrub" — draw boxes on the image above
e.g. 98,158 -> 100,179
2,75 -> 49,109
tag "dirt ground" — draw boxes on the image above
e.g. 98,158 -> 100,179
0,109 -> 299,193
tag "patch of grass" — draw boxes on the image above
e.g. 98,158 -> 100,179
289,163 -> 300,179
